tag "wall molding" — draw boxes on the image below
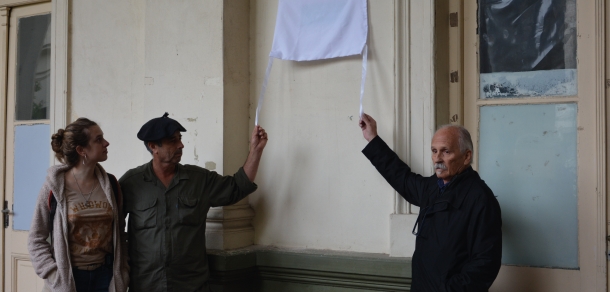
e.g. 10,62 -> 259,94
206,204 -> 255,250
257,266 -> 409,291
393,0 -> 436,212
205,0 -> 256,252
10,253 -> 30,292
593,0 -> 606,288
208,247 -> 412,292
50,0 -> 68,165
391,0 -> 435,257
0,0 -> 46,7
605,0 -> 610,288
393,0 -> 410,215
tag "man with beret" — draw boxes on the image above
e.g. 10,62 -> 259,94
359,113 -> 502,291
119,112 -> 268,291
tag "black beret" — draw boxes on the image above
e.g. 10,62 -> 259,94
137,112 -> 187,141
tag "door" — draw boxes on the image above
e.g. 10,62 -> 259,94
454,0 -> 606,291
2,2 -> 51,291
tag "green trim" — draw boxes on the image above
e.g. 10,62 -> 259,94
207,247 -> 412,292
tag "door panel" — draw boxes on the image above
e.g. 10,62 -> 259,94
479,103 -> 578,268
13,124 -> 50,231
460,0 -> 606,290
13,254 -> 44,291
3,2 -> 52,291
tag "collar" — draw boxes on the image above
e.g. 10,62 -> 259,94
432,166 -> 475,210
48,163 -> 107,204
143,160 -> 190,185
437,178 -> 450,194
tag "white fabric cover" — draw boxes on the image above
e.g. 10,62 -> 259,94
269,0 -> 368,61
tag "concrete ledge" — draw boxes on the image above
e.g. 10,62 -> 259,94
207,246 -> 412,292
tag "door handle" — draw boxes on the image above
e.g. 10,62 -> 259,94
2,200 -> 9,228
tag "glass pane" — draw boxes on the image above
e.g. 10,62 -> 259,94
479,103 -> 578,268
13,124 -> 50,231
16,13 -> 51,120
479,0 -> 577,98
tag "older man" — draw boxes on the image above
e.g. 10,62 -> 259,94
359,113 -> 502,291
120,113 -> 267,291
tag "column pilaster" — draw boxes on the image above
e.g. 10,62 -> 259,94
205,0 -> 255,251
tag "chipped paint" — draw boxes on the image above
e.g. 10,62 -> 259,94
193,147 -> 199,162
205,161 -> 216,170
187,117 -> 198,122
480,69 -> 577,98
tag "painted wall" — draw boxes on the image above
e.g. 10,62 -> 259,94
68,0 -> 400,255
249,1 -> 397,253
70,0 -> 228,176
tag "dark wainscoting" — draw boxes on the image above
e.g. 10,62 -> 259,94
208,246 -> 412,292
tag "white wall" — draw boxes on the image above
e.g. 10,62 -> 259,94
250,1 -> 397,253
70,0 -> 228,176
69,0 -> 402,255
70,0 -> 145,173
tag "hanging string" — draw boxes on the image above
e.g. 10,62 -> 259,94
359,44 -> 368,118
255,57 -> 275,126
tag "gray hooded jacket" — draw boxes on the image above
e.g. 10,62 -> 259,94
28,163 -> 129,292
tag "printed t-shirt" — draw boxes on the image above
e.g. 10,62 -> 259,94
65,184 -> 113,268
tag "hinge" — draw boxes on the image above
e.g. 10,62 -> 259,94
450,71 -> 459,83
3,201 -> 8,228
450,12 -> 458,27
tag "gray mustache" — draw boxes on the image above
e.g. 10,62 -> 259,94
434,163 -> 447,170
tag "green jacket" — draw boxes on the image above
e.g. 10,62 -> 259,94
119,161 -> 257,291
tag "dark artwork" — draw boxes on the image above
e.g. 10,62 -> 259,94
479,0 -> 576,73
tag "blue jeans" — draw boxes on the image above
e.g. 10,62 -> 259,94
72,255 -> 113,292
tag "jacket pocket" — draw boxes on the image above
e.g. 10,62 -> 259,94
43,268 -> 58,291
177,196 -> 201,226
132,199 -> 157,230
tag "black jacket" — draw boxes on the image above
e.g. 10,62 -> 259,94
363,136 -> 502,292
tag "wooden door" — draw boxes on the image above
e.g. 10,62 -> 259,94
452,0 -> 607,291
2,2 -> 51,291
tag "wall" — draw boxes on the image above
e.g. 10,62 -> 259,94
69,0 -> 404,255
70,0 -> 228,176
57,0 -> 610,290
249,1 -> 397,253
207,247 -> 411,292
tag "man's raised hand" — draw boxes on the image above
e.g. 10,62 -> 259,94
250,125 -> 268,153
359,113 -> 378,142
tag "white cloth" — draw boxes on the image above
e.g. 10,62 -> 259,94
256,0 -> 369,125
270,0 -> 368,61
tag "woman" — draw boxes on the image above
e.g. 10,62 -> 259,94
28,118 -> 129,292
